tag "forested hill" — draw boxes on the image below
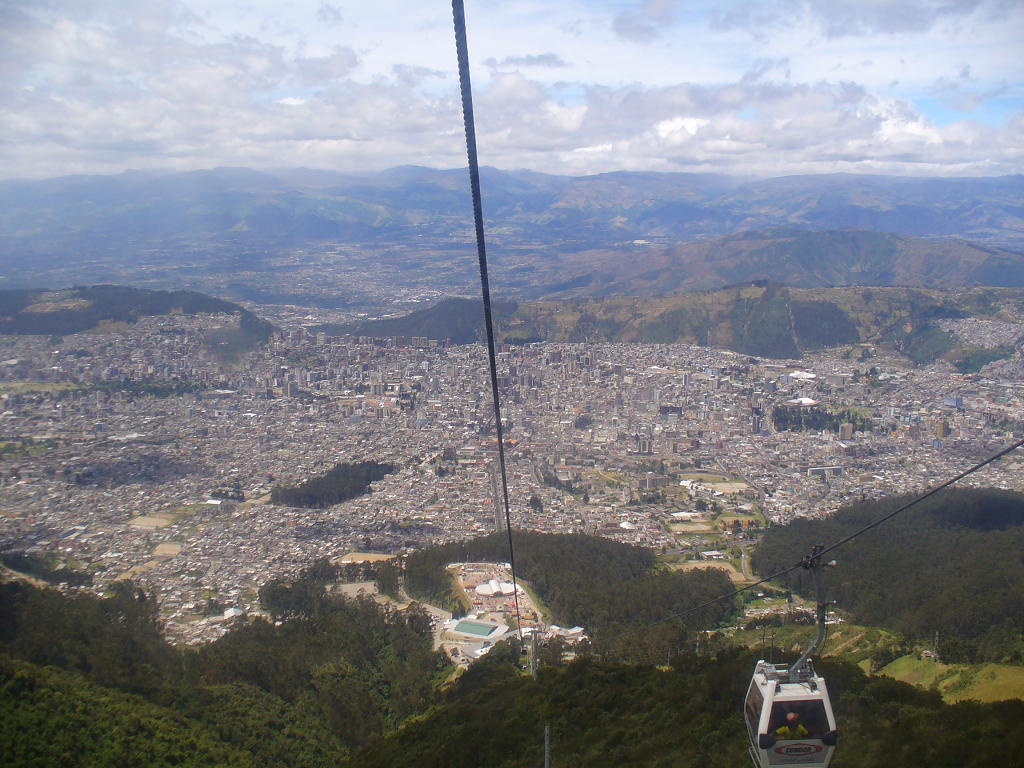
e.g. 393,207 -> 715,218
0,577 -> 445,768
346,648 -> 1024,768
402,530 -> 734,656
360,284 -> 1022,365
4,550 -> 1024,767
752,488 -> 1024,663
0,285 -> 273,338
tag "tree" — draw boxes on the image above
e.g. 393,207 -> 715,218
375,561 -> 400,599
528,494 -> 543,513
573,414 -> 594,430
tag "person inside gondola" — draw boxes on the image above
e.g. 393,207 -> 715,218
774,711 -> 809,740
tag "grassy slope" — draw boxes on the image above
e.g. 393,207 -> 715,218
729,623 -> 902,666
730,623 -> 1024,704
880,655 -> 1024,703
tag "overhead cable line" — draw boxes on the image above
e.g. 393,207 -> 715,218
451,0 -> 524,641
638,434 -> 1024,633
815,434 -> 1024,560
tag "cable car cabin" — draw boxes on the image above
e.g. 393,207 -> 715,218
745,660 -> 837,768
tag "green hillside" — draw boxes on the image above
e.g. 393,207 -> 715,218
752,488 -> 1024,663
880,655 -> 1024,704
728,621 -> 1024,703
496,284 -> 1022,362
299,284 -> 1021,364
3,526 -> 1024,768
0,656 -> 254,768
346,650 -> 1024,768
402,531 -> 735,656
0,575 -> 445,767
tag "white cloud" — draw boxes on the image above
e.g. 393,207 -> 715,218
0,0 -> 1020,179
316,2 -> 343,27
612,0 -> 679,42
712,0 -> 996,38
484,53 -> 569,70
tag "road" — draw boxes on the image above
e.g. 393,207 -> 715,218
740,545 -> 754,581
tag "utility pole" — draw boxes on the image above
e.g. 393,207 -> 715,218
544,724 -> 551,768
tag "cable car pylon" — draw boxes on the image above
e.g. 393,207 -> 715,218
744,544 -> 838,768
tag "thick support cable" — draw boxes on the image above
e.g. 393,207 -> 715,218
452,0 -> 524,641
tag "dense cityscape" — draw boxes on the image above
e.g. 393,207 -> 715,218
1,309 -> 1021,643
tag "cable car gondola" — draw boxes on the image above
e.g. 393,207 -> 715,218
745,546 -> 838,768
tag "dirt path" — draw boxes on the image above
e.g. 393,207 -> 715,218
674,561 -> 748,584
826,629 -> 866,656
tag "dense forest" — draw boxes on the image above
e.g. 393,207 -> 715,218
4,527 -> 1024,766
348,647 -> 1024,768
403,530 -> 654,614
789,299 -> 861,350
402,531 -> 735,655
271,460 -> 396,508
752,488 -> 1024,663
727,294 -> 801,358
0,576 -> 446,767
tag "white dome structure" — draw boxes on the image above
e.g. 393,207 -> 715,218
474,579 -> 522,597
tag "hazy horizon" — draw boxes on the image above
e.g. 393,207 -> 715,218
4,163 -> 1024,185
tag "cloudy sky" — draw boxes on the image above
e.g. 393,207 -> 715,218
2,0 -> 1022,179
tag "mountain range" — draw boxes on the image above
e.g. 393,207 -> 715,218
524,228 -> 1024,299
0,167 -> 1021,298
3,166 -> 1021,249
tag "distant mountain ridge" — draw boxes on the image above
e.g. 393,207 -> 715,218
3,166 -> 1019,249
531,228 -> 1024,299
0,167 -> 1021,292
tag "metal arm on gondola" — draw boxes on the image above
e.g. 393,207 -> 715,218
788,544 -> 833,683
